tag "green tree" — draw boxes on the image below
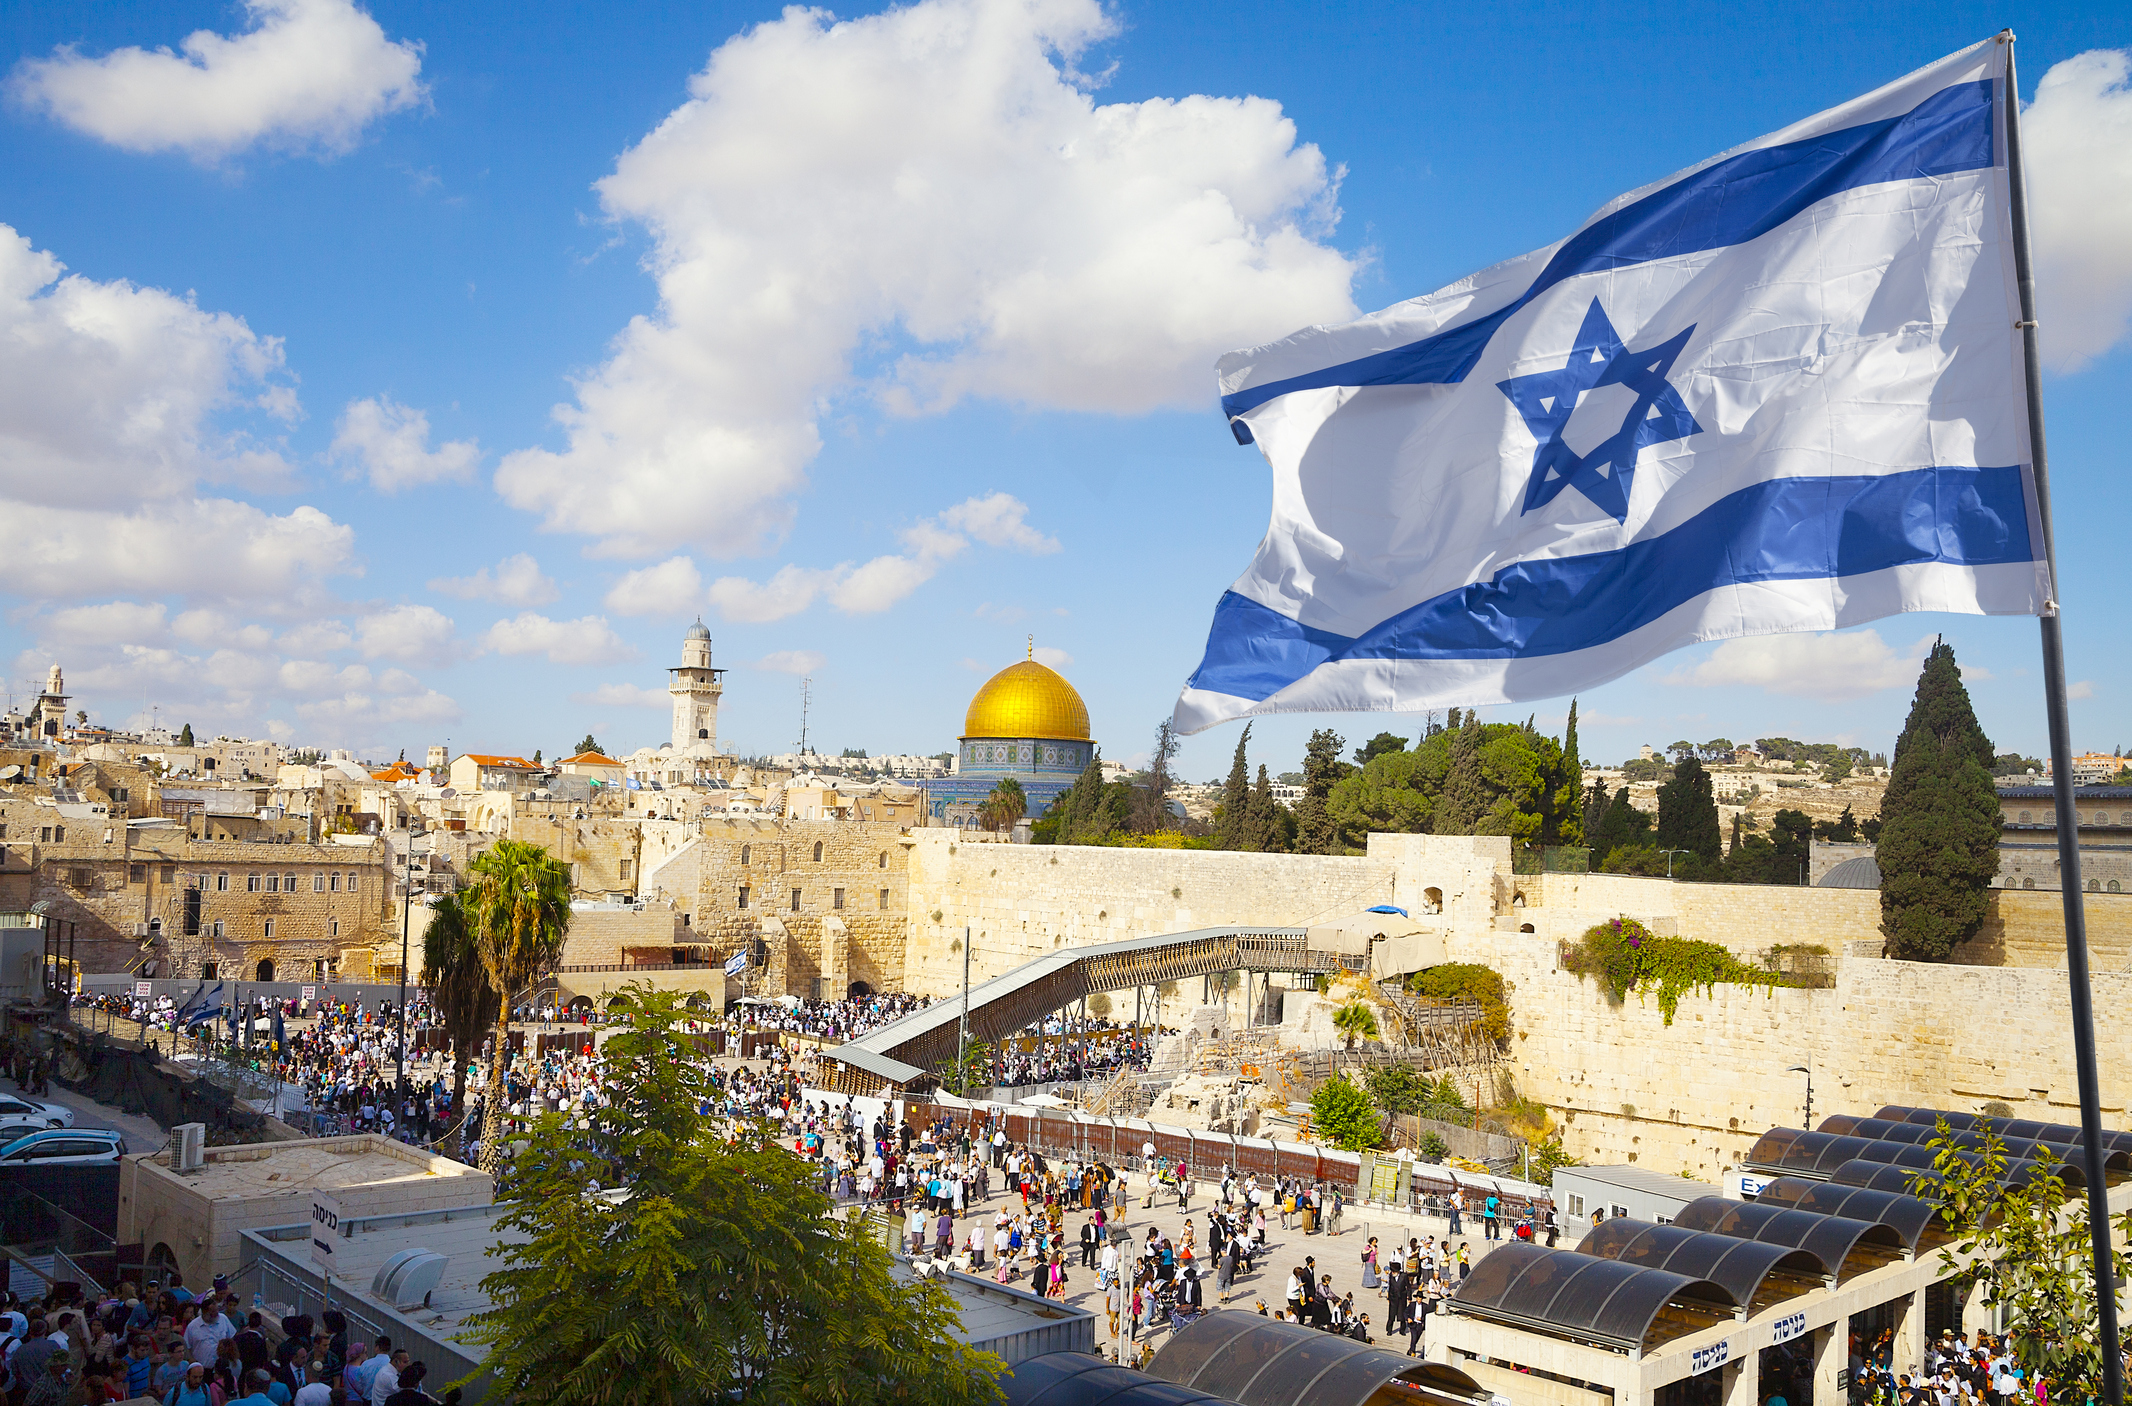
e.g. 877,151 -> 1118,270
1294,729 -> 1351,855
1332,1001 -> 1379,1050
532,749 -> 542,766
1364,1064 -> 1430,1116
1908,1119 -> 2132,1406
1600,843 -> 1671,877
1435,714 -> 1489,833
1428,1075 -> 1468,1110
1246,764 -> 1296,852
461,988 -> 1004,1406
1417,1132 -> 1451,1161
1815,805 -> 1861,843
419,894 -> 500,1161
1549,700 -> 1586,846
1768,808 -> 1813,885
1326,749 -> 1436,851
1655,756 -> 1722,865
178,723 -> 194,746
1215,724 -> 1253,848
1354,732 -> 1409,766
1309,1075 -> 1383,1150
1404,964 -> 1511,1044
466,839 -> 574,1179
1880,640 -> 2000,960
575,733 -> 603,757
1129,720 -> 1181,835
1589,786 -> 1653,865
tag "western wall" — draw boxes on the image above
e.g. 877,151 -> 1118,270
901,831 -> 2132,1175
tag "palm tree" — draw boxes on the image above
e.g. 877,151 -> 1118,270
980,778 -> 1027,833
419,893 -> 499,1162
465,840 -> 573,1179
1333,1001 -> 1380,1051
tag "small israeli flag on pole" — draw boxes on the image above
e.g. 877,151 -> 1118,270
1174,37 -> 2044,735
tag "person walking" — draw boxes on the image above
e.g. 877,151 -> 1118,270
1326,1186 -> 1345,1237
1080,1218 -> 1099,1270
1361,1235 -> 1381,1290
1483,1191 -> 1501,1241
1218,1235 -> 1240,1304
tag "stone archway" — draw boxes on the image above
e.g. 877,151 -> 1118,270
256,960 -> 275,983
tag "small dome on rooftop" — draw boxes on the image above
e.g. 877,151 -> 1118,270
1817,855 -> 1881,889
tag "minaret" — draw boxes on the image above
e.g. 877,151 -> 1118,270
670,619 -> 725,755
36,664 -> 67,739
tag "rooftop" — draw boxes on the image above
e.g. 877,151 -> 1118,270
458,754 -> 539,770
1552,1163 -> 1721,1201
139,1135 -> 484,1202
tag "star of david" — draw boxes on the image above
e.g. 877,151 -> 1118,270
1496,298 -> 1703,523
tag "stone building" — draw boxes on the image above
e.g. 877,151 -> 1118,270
640,816 -> 912,1000
0,805 -> 391,978
1994,783 -> 2132,892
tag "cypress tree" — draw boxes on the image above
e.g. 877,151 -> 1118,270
1295,728 -> 1348,854
178,723 -> 194,746
1589,785 -> 1652,862
1216,723 -> 1253,849
1436,714 -> 1489,834
1050,751 -> 1105,844
1656,755 -> 1722,864
1247,764 -> 1293,852
1879,640 -> 2001,959
1581,776 -> 1611,843
1549,699 -> 1585,846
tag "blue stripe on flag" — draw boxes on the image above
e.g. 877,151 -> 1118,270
1221,79 -> 1994,427
1186,465 -> 2032,703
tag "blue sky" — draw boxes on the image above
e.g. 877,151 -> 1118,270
1,0 -> 2126,779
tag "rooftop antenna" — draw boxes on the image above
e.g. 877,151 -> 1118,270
797,677 -> 812,758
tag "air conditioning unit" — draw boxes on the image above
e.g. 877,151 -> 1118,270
133,923 -> 150,938
372,1250 -> 448,1308
173,1123 -> 205,1173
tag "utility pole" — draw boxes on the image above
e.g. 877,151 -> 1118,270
395,840 -> 424,1097
956,925 -> 971,1092
797,677 -> 812,759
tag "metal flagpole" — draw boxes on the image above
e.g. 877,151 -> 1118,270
956,925 -> 971,1090
2002,31 -> 2124,1404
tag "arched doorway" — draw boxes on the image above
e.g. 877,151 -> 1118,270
256,960 -> 275,983
847,980 -> 873,1000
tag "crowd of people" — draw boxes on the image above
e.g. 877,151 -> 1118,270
0,1274 -> 450,1406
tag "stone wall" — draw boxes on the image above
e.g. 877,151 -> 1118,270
558,902 -> 686,965
902,832 -> 1403,995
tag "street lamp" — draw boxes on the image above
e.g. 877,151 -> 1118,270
395,836 -> 429,1098
1660,848 -> 1691,879
1786,1063 -> 1813,1129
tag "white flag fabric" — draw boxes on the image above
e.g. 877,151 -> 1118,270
1173,38 -> 2046,735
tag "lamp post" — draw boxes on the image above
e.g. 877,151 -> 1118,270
1660,848 -> 1691,879
1786,1063 -> 1813,1129
395,837 -> 428,1097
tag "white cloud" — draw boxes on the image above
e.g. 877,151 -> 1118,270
277,659 -> 373,696
1663,630 -> 1929,702
603,556 -> 703,616
0,500 -> 357,608
481,613 -> 636,666
707,493 -> 1050,622
44,601 -> 169,647
2026,50 -> 2132,371
570,682 -> 667,708
296,689 -> 461,729
941,493 -> 1059,553
356,604 -> 456,664
331,396 -> 480,492
1032,646 -> 1073,668
272,618 -> 354,654
752,650 -> 825,675
7,0 -> 425,162
428,554 -> 558,607
495,0 -> 1354,557
2070,680 -> 2096,700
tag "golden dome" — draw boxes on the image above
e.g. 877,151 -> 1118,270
963,658 -> 1091,742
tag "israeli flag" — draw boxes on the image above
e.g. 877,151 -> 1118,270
1174,38 -> 2046,734
724,950 -> 748,976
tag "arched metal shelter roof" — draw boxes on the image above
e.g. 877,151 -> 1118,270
1815,1116 -> 2128,1178
1575,1219 -> 1827,1310
1669,1197 -> 1904,1282
1002,1351 -> 1242,1406
1447,1243 -> 1739,1353
1827,1155 -> 2073,1197
1873,1105 -> 2132,1158
1744,1129 -> 2089,1186
1147,1311 -> 1488,1406
1748,1177 -> 1945,1253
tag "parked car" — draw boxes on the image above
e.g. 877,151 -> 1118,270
0,1129 -> 125,1166
0,1123 -> 49,1146
0,1094 -> 73,1128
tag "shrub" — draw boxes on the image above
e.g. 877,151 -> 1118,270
1310,1076 -> 1384,1151
1405,963 -> 1511,1044
1560,916 -> 1780,1024
1365,1063 -> 1429,1115
1418,1131 -> 1450,1161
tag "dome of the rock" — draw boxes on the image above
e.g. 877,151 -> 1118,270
962,659 -> 1091,742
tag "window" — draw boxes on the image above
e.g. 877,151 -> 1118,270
68,868 -> 90,889
313,873 -> 325,892
161,864 -> 175,883
52,827 -> 63,843
247,874 -> 261,892
2110,881 -> 2123,893
215,872 -> 228,892
38,827 -> 51,843
740,845 -> 750,865
212,921 -> 224,939
346,873 -> 358,893
878,851 -> 888,868
265,874 -> 279,893
620,859 -> 633,881
263,919 -> 275,939
879,888 -> 890,910
833,888 -> 846,910
1566,1194 -> 1584,1216
812,841 -> 824,862
2088,879 -> 2102,892
791,888 -> 802,912
2023,877 -> 2035,889
329,918 -> 339,937
329,872 -> 340,891
284,872 -> 296,890
737,887 -> 750,910
2019,810 -> 2032,822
